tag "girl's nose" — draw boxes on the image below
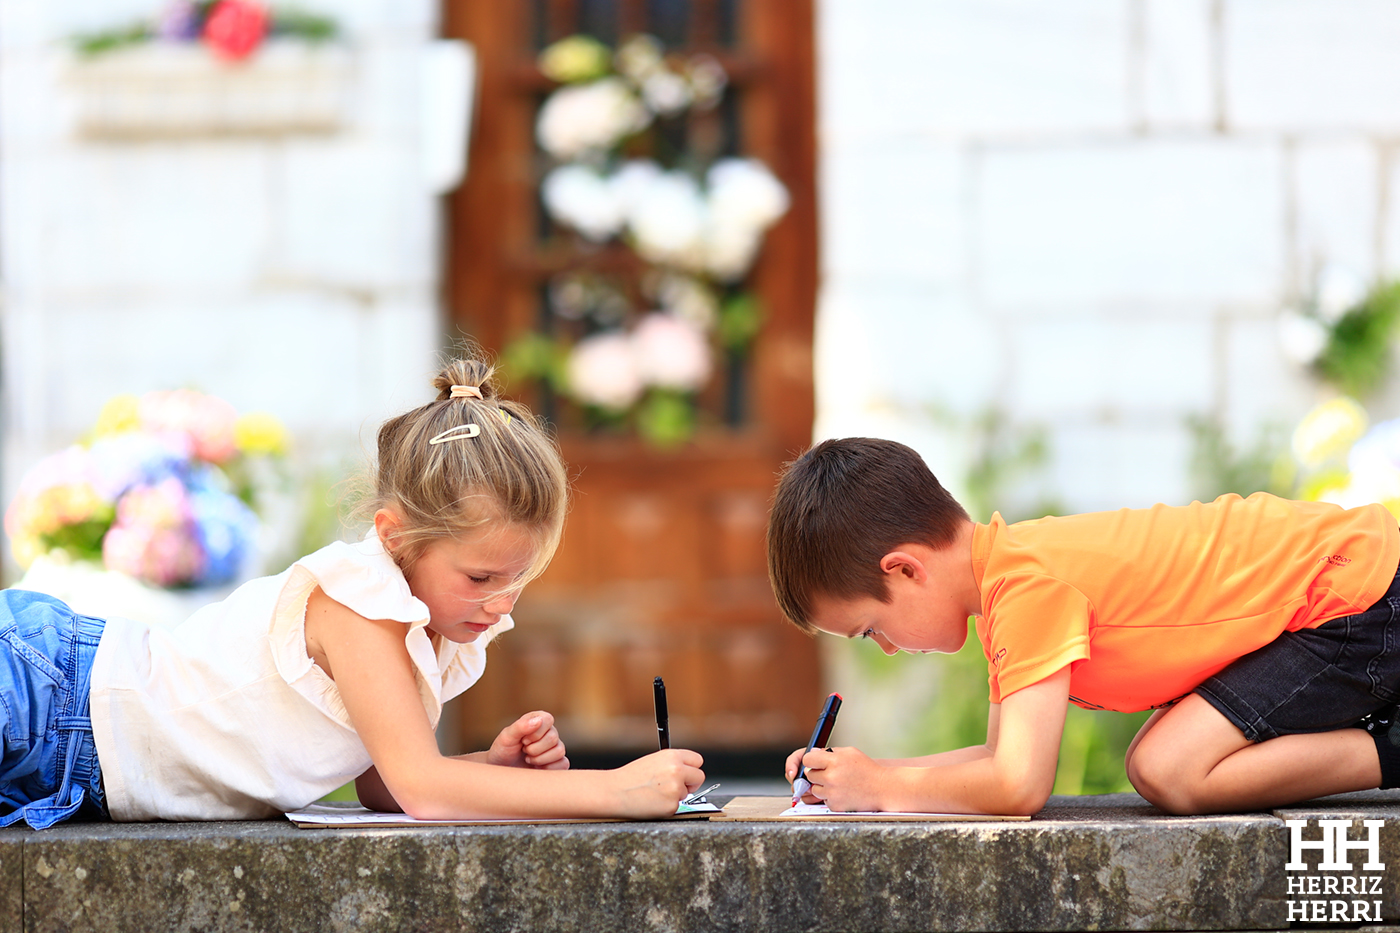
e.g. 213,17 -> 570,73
483,589 -> 518,615
873,633 -> 899,656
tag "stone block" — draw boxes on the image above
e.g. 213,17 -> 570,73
6,800 -> 1292,933
820,140 -> 968,286
820,0 -> 1130,140
1006,314 -> 1215,419
1294,139 -> 1382,283
1226,0 -> 1400,131
33,292 -> 434,440
979,140 -> 1284,310
0,830 -> 20,933
1140,0 -> 1216,129
815,283 -> 1002,418
1220,313 -> 1317,450
1045,419 -> 1194,511
1379,155 -> 1400,279
274,139 -> 433,289
1274,790 -> 1400,921
348,41 -> 425,137
38,143 -> 273,294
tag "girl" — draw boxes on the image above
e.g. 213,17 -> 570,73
0,358 -> 705,828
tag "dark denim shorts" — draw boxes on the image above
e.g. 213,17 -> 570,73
0,589 -> 107,829
1196,564 -> 1400,742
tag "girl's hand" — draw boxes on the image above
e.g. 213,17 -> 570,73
487,711 -> 569,770
610,749 -> 705,818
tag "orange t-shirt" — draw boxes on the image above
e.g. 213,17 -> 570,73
970,493 -> 1400,713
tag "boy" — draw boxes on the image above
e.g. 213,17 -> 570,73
768,437 -> 1400,816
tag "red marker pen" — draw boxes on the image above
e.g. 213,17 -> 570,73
791,692 -> 842,803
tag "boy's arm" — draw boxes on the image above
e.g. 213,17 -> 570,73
800,666 -> 1069,815
876,702 -> 1002,768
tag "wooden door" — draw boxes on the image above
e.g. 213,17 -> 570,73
440,0 -> 820,759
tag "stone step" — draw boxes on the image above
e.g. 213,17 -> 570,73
5,791 -> 1400,932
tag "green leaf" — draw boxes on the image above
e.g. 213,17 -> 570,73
717,293 -> 764,352
1315,280 -> 1400,399
636,390 -> 695,447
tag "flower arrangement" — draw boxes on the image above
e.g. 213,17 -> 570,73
5,390 -> 288,589
505,33 -> 788,446
73,1 -> 336,61
1277,266 -> 1400,399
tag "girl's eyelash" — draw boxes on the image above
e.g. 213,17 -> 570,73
860,628 -> 874,639
468,575 -> 491,584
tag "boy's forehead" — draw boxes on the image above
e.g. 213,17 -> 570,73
807,594 -> 870,635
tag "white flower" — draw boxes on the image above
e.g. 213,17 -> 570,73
567,332 -> 644,410
642,70 -> 692,115
703,224 -> 763,281
1316,265 -> 1367,324
615,34 -> 665,83
536,78 -> 650,160
628,171 -> 708,269
542,165 -> 623,241
610,160 -> 663,217
1277,311 -> 1329,366
653,273 -> 718,330
1292,396 -> 1369,467
702,159 -> 789,279
633,313 -> 712,390
686,54 -> 727,109
707,158 -> 789,234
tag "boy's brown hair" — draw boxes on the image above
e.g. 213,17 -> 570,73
767,437 -> 970,633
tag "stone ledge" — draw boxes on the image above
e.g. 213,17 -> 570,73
2,792 -> 1400,932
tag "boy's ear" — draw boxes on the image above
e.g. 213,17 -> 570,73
879,549 -> 928,583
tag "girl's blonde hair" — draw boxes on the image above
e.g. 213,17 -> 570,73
370,357 -> 568,589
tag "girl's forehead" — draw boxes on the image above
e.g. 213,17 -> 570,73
441,521 -> 539,561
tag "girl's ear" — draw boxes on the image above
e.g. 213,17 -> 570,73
373,508 -> 404,553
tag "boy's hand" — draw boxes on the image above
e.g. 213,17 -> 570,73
798,746 -> 885,811
784,746 -> 822,803
487,711 -> 569,770
610,749 -> 706,818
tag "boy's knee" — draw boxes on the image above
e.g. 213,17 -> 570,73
1125,744 -> 1201,815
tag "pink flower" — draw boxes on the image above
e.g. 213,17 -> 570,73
139,390 -> 238,463
203,0 -> 269,61
632,314 -> 711,391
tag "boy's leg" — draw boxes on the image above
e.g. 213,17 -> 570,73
1126,694 -> 1380,814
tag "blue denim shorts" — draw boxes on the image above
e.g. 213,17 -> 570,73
0,589 -> 107,829
1196,565 -> 1400,742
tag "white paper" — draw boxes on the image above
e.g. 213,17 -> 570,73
779,802 -> 969,818
287,800 -> 718,827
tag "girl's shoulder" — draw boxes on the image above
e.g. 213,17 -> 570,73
291,534 -> 426,627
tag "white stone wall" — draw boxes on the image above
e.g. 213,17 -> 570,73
815,0 -> 1400,514
0,0 -> 447,567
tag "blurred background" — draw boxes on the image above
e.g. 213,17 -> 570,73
5,0 -> 1400,795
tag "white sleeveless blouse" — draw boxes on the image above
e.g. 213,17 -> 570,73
87,533 -> 511,821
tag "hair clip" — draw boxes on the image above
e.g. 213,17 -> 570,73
429,423 -> 481,445
498,409 -> 512,425
450,385 -> 483,400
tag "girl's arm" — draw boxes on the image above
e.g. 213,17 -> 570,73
309,588 -> 703,820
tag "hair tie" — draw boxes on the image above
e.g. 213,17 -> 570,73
450,385 -> 483,400
429,423 -> 481,445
